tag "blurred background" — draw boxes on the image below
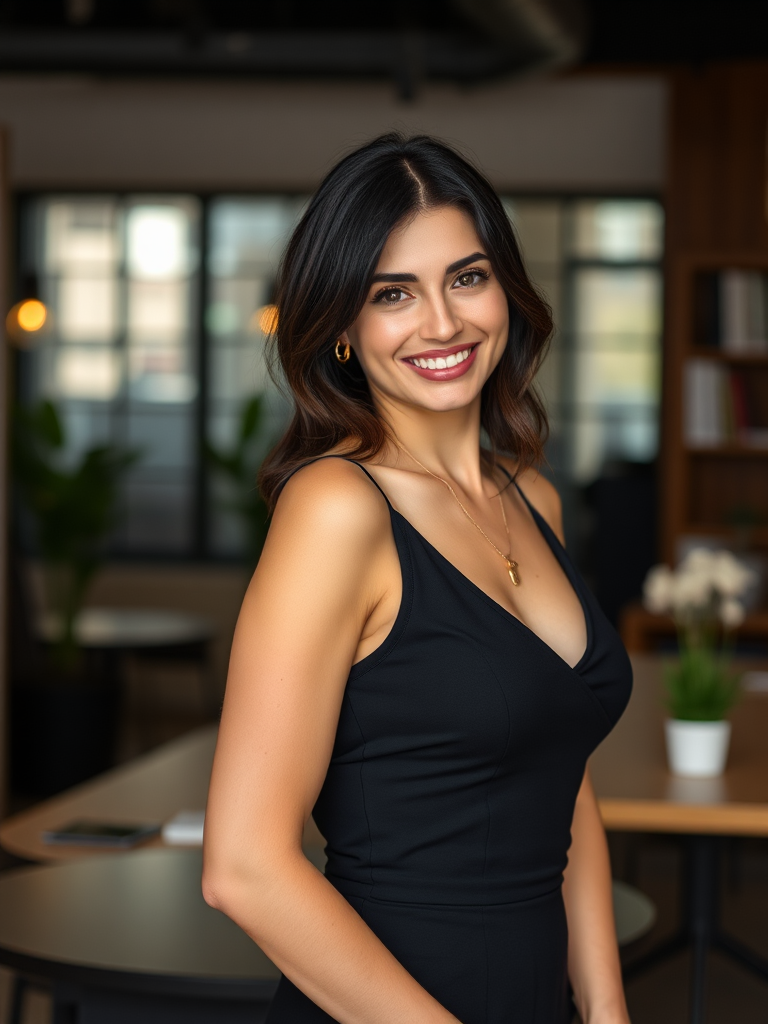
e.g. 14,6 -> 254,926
1,3 -> 768,1022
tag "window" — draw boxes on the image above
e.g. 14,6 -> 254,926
16,193 -> 663,562
505,198 -> 664,485
205,197 -> 307,557
20,195 -> 203,554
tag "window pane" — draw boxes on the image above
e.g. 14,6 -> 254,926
44,200 -> 120,271
55,347 -> 122,401
57,276 -> 119,343
570,200 -> 664,262
569,265 -> 663,482
205,197 -> 305,558
126,204 -> 197,279
19,194 -> 202,557
575,268 -> 662,344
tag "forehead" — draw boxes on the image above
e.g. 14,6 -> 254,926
376,206 -> 482,271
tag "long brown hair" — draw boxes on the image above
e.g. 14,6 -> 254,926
259,133 -> 552,511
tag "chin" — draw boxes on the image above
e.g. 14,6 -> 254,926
407,384 -> 483,413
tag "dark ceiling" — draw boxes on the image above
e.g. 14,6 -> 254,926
0,0 -> 766,88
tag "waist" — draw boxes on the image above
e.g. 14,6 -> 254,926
326,870 -> 564,907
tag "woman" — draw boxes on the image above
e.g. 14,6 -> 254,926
203,133 -> 633,1024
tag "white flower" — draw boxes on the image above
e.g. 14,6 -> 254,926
643,564 -> 674,613
711,550 -> 757,598
671,569 -> 713,612
680,547 -> 717,578
720,597 -> 746,628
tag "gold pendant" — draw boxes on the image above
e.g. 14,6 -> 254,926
505,558 -> 521,587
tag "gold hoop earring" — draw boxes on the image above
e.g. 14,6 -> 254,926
335,339 -> 351,364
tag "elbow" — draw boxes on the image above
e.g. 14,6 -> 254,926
201,846 -> 295,917
201,848 -> 251,914
201,869 -> 227,911
201,853 -> 233,911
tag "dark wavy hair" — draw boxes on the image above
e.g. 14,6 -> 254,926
259,132 -> 552,511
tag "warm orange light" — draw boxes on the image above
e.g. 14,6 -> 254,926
6,298 -> 50,348
17,299 -> 47,332
252,304 -> 278,336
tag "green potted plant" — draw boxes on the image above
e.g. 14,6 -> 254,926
205,393 -> 278,571
643,548 -> 756,777
11,398 -> 139,793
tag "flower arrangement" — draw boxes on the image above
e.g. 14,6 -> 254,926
642,548 -> 756,722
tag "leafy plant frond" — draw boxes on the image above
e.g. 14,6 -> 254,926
11,399 -> 140,670
205,393 -> 277,569
664,643 -> 741,721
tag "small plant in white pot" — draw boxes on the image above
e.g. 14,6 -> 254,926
643,548 -> 756,777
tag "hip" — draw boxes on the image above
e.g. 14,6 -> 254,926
266,885 -> 572,1024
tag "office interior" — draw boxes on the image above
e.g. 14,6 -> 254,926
0,3 -> 767,1023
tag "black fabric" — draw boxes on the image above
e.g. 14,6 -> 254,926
266,458 -> 633,1024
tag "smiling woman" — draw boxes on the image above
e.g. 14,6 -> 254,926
259,135 -> 551,508
203,134 -> 633,1024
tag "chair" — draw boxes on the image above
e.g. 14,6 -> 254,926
613,879 -> 657,947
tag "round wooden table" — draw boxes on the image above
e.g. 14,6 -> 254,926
0,848 -> 277,1023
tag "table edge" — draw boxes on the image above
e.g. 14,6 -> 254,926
0,944 -> 279,1000
599,798 -> 768,836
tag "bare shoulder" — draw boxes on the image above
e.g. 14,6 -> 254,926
497,455 -> 564,543
240,456 -> 394,639
270,456 -> 391,548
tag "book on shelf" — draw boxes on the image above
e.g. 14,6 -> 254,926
694,270 -> 768,353
684,358 -> 768,447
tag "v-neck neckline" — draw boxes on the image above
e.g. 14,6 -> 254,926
391,501 -> 593,675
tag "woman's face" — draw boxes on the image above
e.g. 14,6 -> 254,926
344,206 -> 509,415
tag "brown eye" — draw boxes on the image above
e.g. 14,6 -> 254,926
455,269 -> 488,289
373,287 -> 409,305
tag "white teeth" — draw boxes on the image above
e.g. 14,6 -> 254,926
408,346 -> 473,369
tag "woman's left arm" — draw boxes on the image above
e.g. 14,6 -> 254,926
562,768 -> 630,1024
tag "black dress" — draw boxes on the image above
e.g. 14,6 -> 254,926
266,459 -> 633,1024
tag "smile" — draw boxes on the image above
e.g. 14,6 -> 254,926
402,343 -> 479,381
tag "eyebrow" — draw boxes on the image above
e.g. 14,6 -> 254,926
370,251 -> 489,284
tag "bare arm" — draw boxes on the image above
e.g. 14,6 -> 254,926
562,769 -> 630,1024
202,459 -> 462,1024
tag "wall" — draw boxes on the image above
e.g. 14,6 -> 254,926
0,72 -> 667,191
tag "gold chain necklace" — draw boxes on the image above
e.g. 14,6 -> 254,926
391,437 -> 521,587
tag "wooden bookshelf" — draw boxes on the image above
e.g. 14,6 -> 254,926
660,64 -> 768,566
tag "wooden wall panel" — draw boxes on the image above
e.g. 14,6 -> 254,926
666,64 -> 768,256
661,64 -> 768,564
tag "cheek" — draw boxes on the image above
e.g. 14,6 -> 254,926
483,290 -> 510,339
351,311 -> 410,364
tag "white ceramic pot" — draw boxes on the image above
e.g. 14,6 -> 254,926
664,719 -> 732,777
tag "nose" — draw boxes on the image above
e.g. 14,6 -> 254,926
418,292 -> 462,344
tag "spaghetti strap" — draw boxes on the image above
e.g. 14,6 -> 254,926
497,463 -> 537,517
347,461 -> 394,507
281,455 -> 393,508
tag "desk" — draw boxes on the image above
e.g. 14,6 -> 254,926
1,726 -> 217,863
0,725 -> 323,864
0,848 -> 277,1023
591,655 -> 768,1023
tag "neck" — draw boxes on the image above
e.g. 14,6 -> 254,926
370,386 -> 491,497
